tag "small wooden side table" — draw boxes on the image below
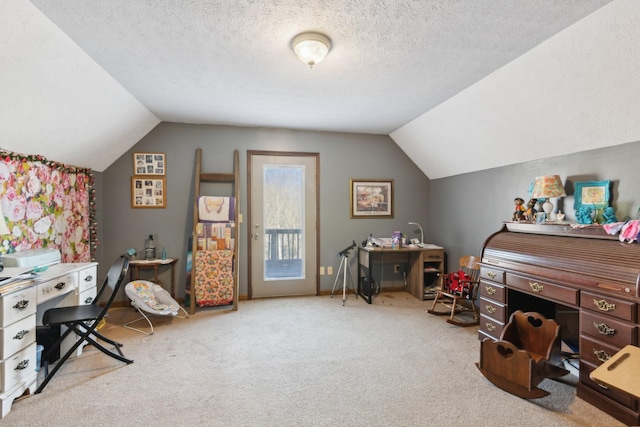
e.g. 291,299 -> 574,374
129,258 -> 179,298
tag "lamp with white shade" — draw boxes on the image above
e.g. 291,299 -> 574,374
531,175 -> 566,220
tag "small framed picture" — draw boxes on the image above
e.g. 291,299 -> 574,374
573,180 -> 610,210
350,179 -> 393,218
133,152 -> 166,175
131,176 -> 166,208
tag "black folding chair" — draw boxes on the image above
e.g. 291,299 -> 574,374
35,255 -> 134,393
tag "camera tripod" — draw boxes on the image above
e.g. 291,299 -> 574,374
330,241 -> 357,306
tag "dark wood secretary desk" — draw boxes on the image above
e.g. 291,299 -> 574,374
480,222 -> 640,426
357,245 -> 444,303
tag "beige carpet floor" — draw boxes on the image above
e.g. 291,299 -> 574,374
4,292 -> 624,426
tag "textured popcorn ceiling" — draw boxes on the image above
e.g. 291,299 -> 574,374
3,0 -> 622,173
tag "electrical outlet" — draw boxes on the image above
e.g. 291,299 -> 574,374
394,264 -> 401,273
327,266 -> 333,275
320,266 -> 325,275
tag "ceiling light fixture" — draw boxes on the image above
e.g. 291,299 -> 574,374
292,32 -> 331,68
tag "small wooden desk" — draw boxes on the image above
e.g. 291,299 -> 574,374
357,245 -> 444,303
129,258 -> 179,297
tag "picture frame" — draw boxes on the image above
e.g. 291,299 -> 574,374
350,179 -> 393,218
131,176 -> 166,208
573,180 -> 610,210
133,152 -> 166,175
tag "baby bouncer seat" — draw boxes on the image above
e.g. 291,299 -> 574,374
123,280 -> 188,335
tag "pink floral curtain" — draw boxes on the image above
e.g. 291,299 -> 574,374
0,151 -> 96,263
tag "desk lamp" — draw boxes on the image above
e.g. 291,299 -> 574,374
531,175 -> 566,219
408,222 -> 424,246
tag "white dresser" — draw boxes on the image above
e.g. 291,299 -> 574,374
0,262 -> 97,418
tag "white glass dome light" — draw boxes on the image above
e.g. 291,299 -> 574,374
292,33 -> 331,68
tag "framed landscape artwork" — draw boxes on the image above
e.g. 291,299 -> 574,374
350,179 -> 393,218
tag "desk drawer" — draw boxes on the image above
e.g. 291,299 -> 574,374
481,266 -> 505,283
479,314 -> 504,340
581,359 -> 636,410
479,280 -> 506,304
479,297 -> 506,322
580,335 -> 621,367
581,291 -> 636,323
0,287 -> 37,327
0,315 -> 36,359
78,266 -> 97,293
0,342 -> 36,394
506,273 -> 578,306
37,274 -> 77,304
580,311 -> 636,348
78,287 -> 97,306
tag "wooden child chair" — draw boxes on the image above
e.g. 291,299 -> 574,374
476,310 -> 569,399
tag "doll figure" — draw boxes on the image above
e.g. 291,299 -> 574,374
513,198 -> 526,221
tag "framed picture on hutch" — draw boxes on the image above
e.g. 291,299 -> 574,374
350,179 -> 393,218
133,152 -> 166,175
131,176 -> 166,208
573,180 -> 610,210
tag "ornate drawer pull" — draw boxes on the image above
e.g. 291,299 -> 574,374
593,322 -> 615,336
84,297 -> 94,304
13,300 -> 29,310
485,286 -> 496,295
593,349 -> 611,363
15,360 -> 29,370
54,282 -> 66,290
486,322 -> 496,332
593,298 -> 616,312
529,282 -> 544,292
84,275 -> 93,282
13,330 -> 29,340
487,271 -> 497,279
485,305 -> 496,314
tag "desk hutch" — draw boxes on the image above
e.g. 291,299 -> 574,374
480,222 -> 640,425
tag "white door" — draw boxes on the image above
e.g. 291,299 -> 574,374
249,152 -> 318,298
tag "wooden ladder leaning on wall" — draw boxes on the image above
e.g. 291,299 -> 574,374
189,148 -> 240,314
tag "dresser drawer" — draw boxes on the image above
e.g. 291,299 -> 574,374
581,291 -> 636,323
36,273 -> 77,304
479,297 -> 506,323
0,287 -> 37,327
0,342 -> 36,394
580,335 -> 621,367
78,266 -> 97,293
506,273 -> 578,306
78,287 -> 97,306
0,314 -> 36,359
479,280 -> 506,304
480,266 -> 505,283
479,314 -> 504,340
580,311 -> 636,348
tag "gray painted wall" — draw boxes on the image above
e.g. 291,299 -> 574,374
98,123 -> 430,302
429,139 -> 640,270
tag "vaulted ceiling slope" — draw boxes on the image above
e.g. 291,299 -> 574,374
3,0 -> 634,177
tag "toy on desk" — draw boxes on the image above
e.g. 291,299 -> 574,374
603,206 -> 618,223
525,198 -> 537,221
576,205 -> 594,224
513,197 -> 526,221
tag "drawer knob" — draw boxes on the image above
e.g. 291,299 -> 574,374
13,300 -> 29,310
485,286 -> 496,295
84,275 -> 93,282
486,322 -> 496,332
14,360 -> 29,371
485,305 -> 496,314
13,330 -> 29,340
593,348 -> 611,363
529,282 -> 544,292
593,322 -> 615,336
54,282 -> 66,290
487,271 -> 496,279
593,298 -> 616,312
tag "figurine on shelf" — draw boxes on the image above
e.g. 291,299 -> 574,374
513,197 -> 526,221
603,206 -> 618,224
576,205 -> 594,224
556,211 -> 566,222
525,198 -> 537,221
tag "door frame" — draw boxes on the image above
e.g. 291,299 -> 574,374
247,150 -> 320,299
